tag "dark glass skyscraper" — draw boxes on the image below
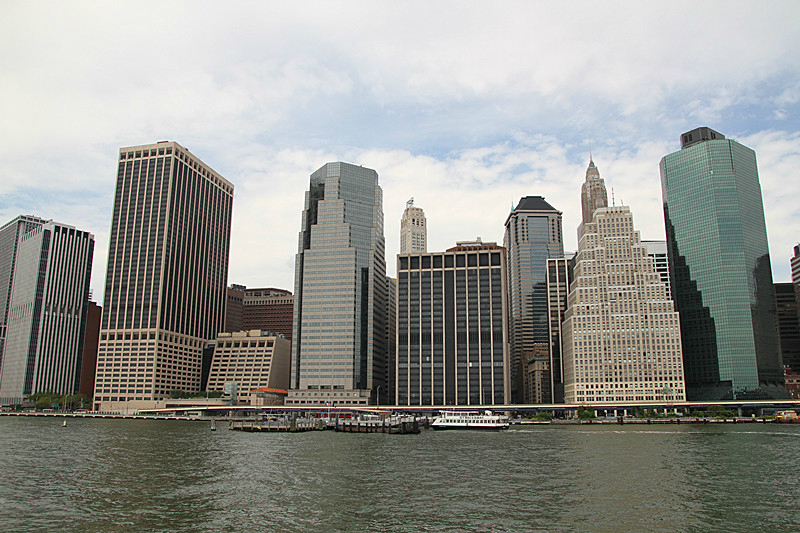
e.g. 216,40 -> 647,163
504,196 -> 563,403
396,240 -> 509,406
660,127 -> 786,400
287,162 -> 387,407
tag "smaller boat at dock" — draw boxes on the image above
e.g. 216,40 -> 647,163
431,410 -> 509,430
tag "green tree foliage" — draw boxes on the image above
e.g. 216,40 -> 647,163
577,405 -> 596,419
26,391 -> 88,410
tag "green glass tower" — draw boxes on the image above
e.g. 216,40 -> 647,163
660,127 -> 786,400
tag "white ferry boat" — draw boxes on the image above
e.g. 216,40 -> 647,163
431,410 -> 510,430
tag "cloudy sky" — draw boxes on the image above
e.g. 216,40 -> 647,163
2,2 -> 799,303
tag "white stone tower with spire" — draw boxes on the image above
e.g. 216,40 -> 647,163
400,198 -> 427,254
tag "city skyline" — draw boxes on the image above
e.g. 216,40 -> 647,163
2,3 -> 800,301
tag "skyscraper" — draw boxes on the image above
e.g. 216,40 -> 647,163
581,158 -> 608,225
0,219 -> 94,405
504,196 -> 564,403
93,142 -> 233,411
400,198 -> 427,254
396,239 -> 509,405
775,282 -> 800,372
287,162 -> 387,407
792,244 -> 800,309
385,275 -> 396,406
660,127 -> 786,400
0,215 -> 48,368
562,206 -> 686,404
642,240 -> 671,300
546,256 -> 573,403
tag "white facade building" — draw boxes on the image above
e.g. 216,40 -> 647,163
400,198 -> 427,254
562,206 -> 686,404
207,330 -> 290,404
0,219 -> 94,404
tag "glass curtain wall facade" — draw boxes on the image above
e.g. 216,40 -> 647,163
0,215 -> 48,373
94,142 -> 233,411
0,221 -> 94,404
775,282 -> 800,372
660,128 -> 786,400
288,162 -> 387,407
504,196 -> 563,403
396,243 -> 509,405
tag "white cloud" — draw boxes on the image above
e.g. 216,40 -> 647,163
1,1 -> 799,300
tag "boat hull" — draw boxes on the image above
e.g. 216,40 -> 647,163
431,424 -> 508,430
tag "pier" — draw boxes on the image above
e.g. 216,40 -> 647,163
334,417 -> 420,434
229,418 -> 325,432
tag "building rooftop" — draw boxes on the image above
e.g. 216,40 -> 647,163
513,196 -> 558,212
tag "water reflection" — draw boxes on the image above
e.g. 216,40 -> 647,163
1,418 -> 798,532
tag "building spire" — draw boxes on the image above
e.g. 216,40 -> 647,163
580,155 -> 608,224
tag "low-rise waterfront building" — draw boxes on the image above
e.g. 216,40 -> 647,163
207,330 -> 290,404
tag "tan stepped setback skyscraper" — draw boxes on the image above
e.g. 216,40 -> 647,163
400,198 -> 427,254
93,142 -> 233,412
562,206 -> 686,404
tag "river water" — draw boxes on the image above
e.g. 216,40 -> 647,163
1,417 -> 798,532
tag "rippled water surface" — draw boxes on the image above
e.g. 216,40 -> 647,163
1,417 -> 799,532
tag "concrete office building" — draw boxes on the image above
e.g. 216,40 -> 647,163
400,198 -> 427,254
562,206 -> 686,404
226,286 -> 294,338
545,256 -> 573,403
0,219 -> 94,405
660,127 -> 786,400
79,300 -> 102,399
241,288 -> 294,339
94,142 -> 233,411
396,239 -> 509,406
642,240 -> 671,300
224,284 -> 245,333
287,162 -> 387,407
504,196 -> 564,403
207,330 -> 290,404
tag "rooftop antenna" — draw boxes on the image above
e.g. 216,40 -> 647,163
611,187 -> 616,207
406,197 -> 414,209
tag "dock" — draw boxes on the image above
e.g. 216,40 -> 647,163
228,418 -> 325,432
335,417 -> 420,434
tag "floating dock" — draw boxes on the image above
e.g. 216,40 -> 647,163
229,418 -> 325,432
335,418 -> 420,434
